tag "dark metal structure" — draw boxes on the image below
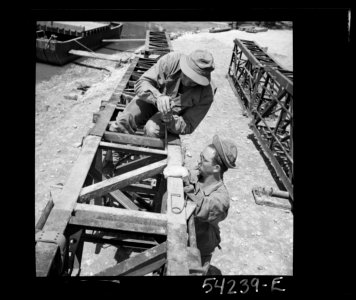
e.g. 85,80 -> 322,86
227,38 -> 293,201
35,30 -> 202,277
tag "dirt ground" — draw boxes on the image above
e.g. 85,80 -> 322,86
35,22 -> 293,276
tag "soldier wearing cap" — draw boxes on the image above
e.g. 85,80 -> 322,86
164,135 -> 238,274
109,49 -> 216,137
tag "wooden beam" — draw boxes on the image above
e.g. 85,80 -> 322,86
70,204 -> 167,235
79,159 -> 167,201
107,189 -> 139,210
102,39 -> 145,43
89,104 -> 116,137
99,141 -> 167,156
165,143 -> 190,275
114,155 -> 163,176
69,49 -> 122,63
82,232 -> 158,249
121,183 -> 155,195
103,131 -> 165,149
41,135 -> 102,228
95,242 -> 166,276
35,198 -> 54,232
109,57 -> 139,103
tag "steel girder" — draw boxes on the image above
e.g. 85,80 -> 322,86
228,38 -> 293,200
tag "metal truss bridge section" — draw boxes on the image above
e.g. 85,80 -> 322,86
227,38 -> 293,201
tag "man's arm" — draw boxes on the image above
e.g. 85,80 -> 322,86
134,61 -> 163,105
166,83 -> 217,135
134,52 -> 180,106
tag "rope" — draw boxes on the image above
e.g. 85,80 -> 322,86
73,39 -> 101,59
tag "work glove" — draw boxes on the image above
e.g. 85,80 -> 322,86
163,165 -> 189,179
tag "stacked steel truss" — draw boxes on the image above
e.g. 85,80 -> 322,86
35,31 -> 202,277
227,39 -> 293,200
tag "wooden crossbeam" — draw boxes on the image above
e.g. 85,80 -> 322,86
104,131 -> 165,149
79,159 -> 167,201
121,183 -> 155,194
70,204 -> 167,235
95,242 -> 166,276
99,141 -> 167,156
114,155 -> 163,176
82,232 -> 158,249
107,189 -> 139,210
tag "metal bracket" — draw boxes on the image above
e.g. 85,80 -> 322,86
171,193 -> 185,214
252,186 -> 292,211
36,230 -> 66,261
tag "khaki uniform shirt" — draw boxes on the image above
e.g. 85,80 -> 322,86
134,52 -> 217,135
185,171 -> 230,256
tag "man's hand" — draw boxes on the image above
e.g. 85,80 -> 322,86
156,95 -> 172,115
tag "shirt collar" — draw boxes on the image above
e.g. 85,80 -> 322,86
196,180 -> 224,196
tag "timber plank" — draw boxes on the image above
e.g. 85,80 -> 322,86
109,57 -> 139,103
69,50 -> 122,62
99,141 -> 167,156
95,242 -> 167,276
103,131 -> 165,149
79,159 -> 167,201
114,155 -> 163,176
108,189 -> 139,210
82,233 -> 158,249
121,183 -> 155,195
89,104 -> 116,137
73,203 -> 167,227
36,242 -> 59,276
70,216 -> 166,235
165,143 -> 190,275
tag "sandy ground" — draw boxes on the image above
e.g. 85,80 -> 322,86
35,25 -> 293,276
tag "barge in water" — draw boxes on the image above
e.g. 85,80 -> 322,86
36,21 -> 123,65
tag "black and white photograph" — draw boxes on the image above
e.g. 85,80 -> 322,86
32,9 -> 352,296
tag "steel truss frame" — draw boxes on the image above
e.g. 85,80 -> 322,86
227,38 -> 293,200
35,30 -> 202,277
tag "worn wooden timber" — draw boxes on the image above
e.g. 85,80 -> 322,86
99,141 -> 167,156
70,204 -> 167,235
103,131 -> 165,149
113,155 -> 164,176
95,242 -> 167,276
35,198 -> 54,233
102,38 -> 145,43
109,56 -> 139,103
79,159 -> 167,201
82,232 -> 158,249
107,189 -> 139,210
68,50 -> 122,63
165,141 -> 190,275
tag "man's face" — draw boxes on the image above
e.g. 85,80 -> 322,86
181,72 -> 198,87
197,146 -> 216,178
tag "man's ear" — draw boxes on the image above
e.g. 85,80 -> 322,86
213,164 -> 221,174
